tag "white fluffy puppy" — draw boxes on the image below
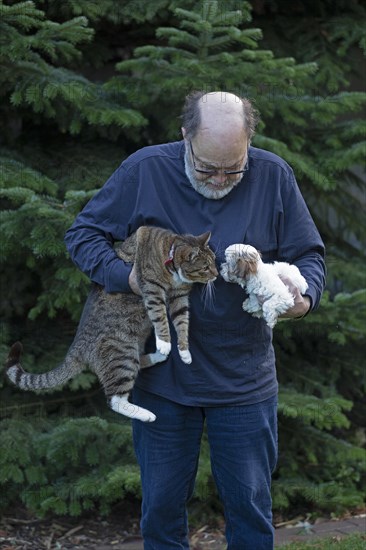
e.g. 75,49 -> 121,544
220,244 -> 308,328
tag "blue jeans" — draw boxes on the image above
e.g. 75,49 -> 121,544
132,388 -> 278,550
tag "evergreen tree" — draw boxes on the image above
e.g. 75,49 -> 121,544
0,0 -> 147,324
0,1 -> 148,514
1,0 -> 365,519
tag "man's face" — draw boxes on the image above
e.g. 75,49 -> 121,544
184,139 -> 248,200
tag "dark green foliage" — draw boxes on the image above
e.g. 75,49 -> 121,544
0,0 -> 365,519
0,416 -> 140,516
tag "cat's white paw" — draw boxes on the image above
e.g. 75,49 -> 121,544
133,408 -> 157,422
140,351 -> 168,369
149,351 -> 168,365
179,349 -> 192,364
111,395 -> 156,422
156,337 -> 171,356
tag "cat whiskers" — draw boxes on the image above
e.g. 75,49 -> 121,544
202,280 -> 216,310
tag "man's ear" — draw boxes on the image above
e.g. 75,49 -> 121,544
181,127 -> 186,138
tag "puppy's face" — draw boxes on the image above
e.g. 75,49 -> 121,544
221,244 -> 260,283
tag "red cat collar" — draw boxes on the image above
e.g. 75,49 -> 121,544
164,243 -> 175,266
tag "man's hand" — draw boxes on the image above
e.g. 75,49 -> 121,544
278,275 -> 311,319
128,265 -> 142,296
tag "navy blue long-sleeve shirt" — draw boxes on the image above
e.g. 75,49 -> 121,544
64,141 -> 325,406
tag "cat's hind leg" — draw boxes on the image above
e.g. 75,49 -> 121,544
97,339 -> 156,422
110,395 -> 156,422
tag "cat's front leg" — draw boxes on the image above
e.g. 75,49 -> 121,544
178,349 -> 192,364
169,291 -> 192,364
155,336 -> 171,356
140,286 -> 172,357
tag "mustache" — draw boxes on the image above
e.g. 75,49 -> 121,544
183,151 -> 241,199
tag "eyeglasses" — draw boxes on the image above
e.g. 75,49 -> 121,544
189,141 -> 248,176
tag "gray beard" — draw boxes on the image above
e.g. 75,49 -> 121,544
184,150 -> 242,200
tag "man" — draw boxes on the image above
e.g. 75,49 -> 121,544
65,91 -> 326,549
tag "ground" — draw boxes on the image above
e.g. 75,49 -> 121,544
0,501 -> 227,550
1,503 -> 365,550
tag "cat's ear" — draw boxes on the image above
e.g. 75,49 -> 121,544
196,231 -> 211,247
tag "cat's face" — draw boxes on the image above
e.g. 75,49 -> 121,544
175,233 -> 218,283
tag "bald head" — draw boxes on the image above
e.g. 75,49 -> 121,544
181,90 -> 258,157
183,92 -> 249,165
199,92 -> 245,126
195,92 -> 246,158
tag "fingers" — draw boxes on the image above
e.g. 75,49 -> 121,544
280,295 -> 311,319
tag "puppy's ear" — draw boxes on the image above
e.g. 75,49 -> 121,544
234,257 -> 249,278
247,259 -> 259,275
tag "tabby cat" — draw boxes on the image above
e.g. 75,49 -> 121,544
6,226 -> 217,422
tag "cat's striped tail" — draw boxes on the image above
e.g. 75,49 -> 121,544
6,342 -> 80,390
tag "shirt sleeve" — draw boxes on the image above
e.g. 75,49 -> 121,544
64,164 -> 139,293
277,167 -> 326,311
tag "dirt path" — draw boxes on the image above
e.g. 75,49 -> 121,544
1,506 -> 365,549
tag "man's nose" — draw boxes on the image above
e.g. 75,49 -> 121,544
211,170 -> 227,184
